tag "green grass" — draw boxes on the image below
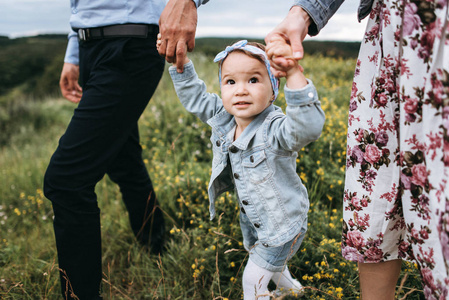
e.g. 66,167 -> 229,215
0,53 -> 423,299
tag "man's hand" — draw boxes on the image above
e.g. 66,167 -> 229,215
158,0 -> 197,73
265,6 -> 311,77
59,63 -> 82,103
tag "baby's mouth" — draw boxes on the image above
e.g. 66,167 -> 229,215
234,101 -> 251,106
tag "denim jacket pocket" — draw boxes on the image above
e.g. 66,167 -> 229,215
242,150 -> 272,184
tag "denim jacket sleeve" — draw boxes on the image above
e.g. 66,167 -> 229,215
292,0 -> 345,36
169,60 -> 224,123
271,80 -> 325,151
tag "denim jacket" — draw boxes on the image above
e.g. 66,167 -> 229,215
169,61 -> 325,247
293,0 -> 374,35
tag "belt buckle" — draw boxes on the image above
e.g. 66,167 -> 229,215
78,28 -> 90,41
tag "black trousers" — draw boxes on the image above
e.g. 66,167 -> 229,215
43,30 -> 165,299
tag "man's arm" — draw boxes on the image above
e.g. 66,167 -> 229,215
60,63 -> 82,103
60,31 -> 82,103
158,0 -> 208,73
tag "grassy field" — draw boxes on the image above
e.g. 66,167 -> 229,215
0,52 -> 424,299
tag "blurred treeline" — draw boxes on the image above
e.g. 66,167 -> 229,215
0,35 -> 359,146
0,34 -> 360,100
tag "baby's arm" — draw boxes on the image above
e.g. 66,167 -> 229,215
266,38 -> 325,152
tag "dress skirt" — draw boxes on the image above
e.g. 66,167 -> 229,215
341,0 -> 449,298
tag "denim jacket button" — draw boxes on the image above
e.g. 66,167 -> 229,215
250,155 -> 254,163
229,145 -> 238,153
242,200 -> 249,205
216,140 -> 221,147
241,207 -> 246,214
262,243 -> 269,247
254,223 -> 260,228
234,173 -> 240,179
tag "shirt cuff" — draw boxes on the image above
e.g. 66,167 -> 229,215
284,79 -> 319,105
192,0 -> 210,8
169,60 -> 197,81
64,31 -> 79,65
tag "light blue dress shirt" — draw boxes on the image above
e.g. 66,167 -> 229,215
65,0 -> 210,65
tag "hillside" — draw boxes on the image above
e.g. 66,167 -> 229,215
0,35 -> 360,100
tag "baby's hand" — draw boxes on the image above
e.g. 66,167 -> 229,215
266,36 -> 303,78
157,33 -> 189,72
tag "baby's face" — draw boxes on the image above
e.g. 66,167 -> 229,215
220,51 -> 274,127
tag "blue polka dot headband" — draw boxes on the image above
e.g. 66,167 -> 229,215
213,40 -> 279,100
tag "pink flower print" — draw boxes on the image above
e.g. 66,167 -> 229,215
411,227 -> 424,244
402,3 -> 420,36
349,100 -> 358,112
364,144 -> 381,164
364,246 -> 384,262
440,231 -> 449,261
356,130 -> 364,143
444,140 -> 449,167
351,196 -> 362,210
375,131 -> 389,147
375,92 -> 389,107
404,97 -> 419,114
421,267 -> 438,290
360,197 -> 369,208
355,213 -> 370,229
351,81 -> 359,98
411,164 -> 428,187
423,286 -> 437,300
401,172 -> 411,189
420,229 -> 429,240
346,230 -> 365,250
398,241 -> 410,258
352,146 -> 365,164
442,106 -> 449,130
342,246 -> 364,262
383,78 -> 396,94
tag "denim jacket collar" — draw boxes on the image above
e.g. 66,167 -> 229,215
207,105 -> 277,150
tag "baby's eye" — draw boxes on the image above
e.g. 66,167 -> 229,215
226,79 -> 235,85
249,77 -> 259,83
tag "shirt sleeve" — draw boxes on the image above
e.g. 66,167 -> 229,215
63,30 -> 79,65
169,60 -> 224,123
271,79 -> 325,151
292,0 -> 345,36
191,0 -> 210,8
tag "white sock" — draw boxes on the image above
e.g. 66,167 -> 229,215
242,258 -> 274,300
271,267 -> 303,291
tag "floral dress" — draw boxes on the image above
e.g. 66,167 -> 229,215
341,0 -> 449,298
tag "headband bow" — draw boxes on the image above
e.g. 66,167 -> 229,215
213,40 -> 279,100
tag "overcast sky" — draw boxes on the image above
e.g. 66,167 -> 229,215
0,0 -> 367,41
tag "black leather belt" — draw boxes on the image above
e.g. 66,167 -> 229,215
77,24 -> 158,41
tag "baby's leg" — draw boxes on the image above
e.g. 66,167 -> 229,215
242,258 -> 274,300
272,266 -> 304,295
